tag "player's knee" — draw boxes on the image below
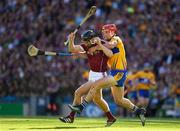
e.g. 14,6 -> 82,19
90,84 -> 98,90
89,88 -> 96,96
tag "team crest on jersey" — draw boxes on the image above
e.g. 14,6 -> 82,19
114,72 -> 123,81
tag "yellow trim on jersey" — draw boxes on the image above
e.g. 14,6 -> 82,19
107,36 -> 127,70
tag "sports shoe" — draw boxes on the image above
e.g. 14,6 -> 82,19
68,104 -> 83,114
59,116 -> 74,123
135,108 -> 146,126
105,118 -> 116,127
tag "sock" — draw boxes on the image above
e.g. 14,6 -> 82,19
81,100 -> 89,109
69,111 -> 76,118
132,105 -> 139,112
105,111 -> 115,120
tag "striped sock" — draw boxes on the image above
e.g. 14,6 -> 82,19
81,100 -> 89,108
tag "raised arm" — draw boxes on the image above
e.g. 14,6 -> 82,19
68,33 -> 85,53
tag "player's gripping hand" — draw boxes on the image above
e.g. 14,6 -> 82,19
94,37 -> 102,45
90,37 -> 101,45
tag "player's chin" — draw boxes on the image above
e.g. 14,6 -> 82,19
103,36 -> 109,40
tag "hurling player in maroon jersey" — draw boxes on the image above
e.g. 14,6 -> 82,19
59,30 -> 116,127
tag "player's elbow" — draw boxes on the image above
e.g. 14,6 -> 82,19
68,48 -> 77,53
106,51 -> 113,58
68,49 -> 74,53
109,52 -> 113,57
107,54 -> 113,58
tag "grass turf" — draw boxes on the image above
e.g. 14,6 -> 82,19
0,117 -> 180,131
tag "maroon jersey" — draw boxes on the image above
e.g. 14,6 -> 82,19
81,43 -> 108,72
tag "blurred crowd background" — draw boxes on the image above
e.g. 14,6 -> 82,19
0,0 -> 179,117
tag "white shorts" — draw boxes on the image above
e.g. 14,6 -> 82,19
88,70 -> 107,82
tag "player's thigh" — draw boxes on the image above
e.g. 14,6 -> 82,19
75,81 -> 94,96
92,76 -> 117,90
111,86 -> 124,99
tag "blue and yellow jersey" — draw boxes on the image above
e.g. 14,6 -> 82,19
135,70 -> 156,90
125,73 -> 137,92
107,36 -> 127,70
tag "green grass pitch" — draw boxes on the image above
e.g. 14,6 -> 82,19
0,117 -> 180,131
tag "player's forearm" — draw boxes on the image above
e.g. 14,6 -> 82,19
68,39 -> 74,52
102,41 -> 117,49
99,44 -> 113,57
68,38 -> 79,53
68,41 -> 84,53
